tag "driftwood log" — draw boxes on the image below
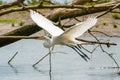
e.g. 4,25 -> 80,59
0,24 -> 41,47
0,0 -> 120,47
47,1 -> 120,22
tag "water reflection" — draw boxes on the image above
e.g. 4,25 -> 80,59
8,63 -> 18,74
0,37 -> 120,80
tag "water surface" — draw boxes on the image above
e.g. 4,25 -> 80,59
0,37 -> 120,80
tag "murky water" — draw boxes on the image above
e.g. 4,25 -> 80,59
0,37 -> 120,80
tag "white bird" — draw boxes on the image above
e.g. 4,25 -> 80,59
30,10 -> 97,64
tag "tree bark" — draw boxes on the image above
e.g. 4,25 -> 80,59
47,1 -> 120,22
0,24 -> 41,47
70,0 -> 93,5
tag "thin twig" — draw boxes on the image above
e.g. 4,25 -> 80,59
0,36 -> 42,39
8,52 -> 18,64
74,17 -> 81,22
0,1 -> 119,16
88,30 -> 119,68
97,2 -> 120,18
76,38 -> 117,46
80,45 -> 100,54
33,53 -> 49,67
90,30 -> 120,38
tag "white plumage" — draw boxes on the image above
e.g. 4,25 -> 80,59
30,10 -> 64,37
30,10 -> 97,48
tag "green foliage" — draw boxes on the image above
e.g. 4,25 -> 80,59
84,2 -> 97,6
96,0 -> 112,4
0,18 -> 16,23
26,0 -> 50,5
11,22 -> 15,27
26,0 -> 40,5
95,25 -> 99,28
112,13 -> 120,19
101,19 -> 109,25
0,0 -> 3,5
112,22 -> 118,28
84,0 -> 112,6
18,20 -> 25,26
0,18 -> 25,26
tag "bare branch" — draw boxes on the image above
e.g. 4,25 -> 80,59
48,1 -> 120,22
80,45 -> 100,54
88,30 -> 119,68
97,2 -> 120,18
0,0 -> 19,9
0,36 -> 41,39
90,30 -> 120,38
76,38 -> 117,46
0,5 -> 87,16
0,35 -> 116,46
0,1 -> 120,19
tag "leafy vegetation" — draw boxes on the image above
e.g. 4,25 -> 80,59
84,0 -> 112,6
0,18 -> 25,27
18,20 -> 25,26
96,0 -> 112,4
84,2 -> 97,6
0,18 -> 16,23
101,19 -> 109,25
112,13 -> 120,19
26,0 -> 50,5
112,22 -> 118,28
0,0 -> 3,5
26,0 -> 41,5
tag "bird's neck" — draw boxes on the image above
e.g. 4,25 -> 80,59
43,36 -> 54,48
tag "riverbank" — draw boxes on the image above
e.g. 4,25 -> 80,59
0,10 -> 120,36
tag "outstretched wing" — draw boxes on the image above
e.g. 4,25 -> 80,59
61,17 -> 97,39
30,10 -> 64,37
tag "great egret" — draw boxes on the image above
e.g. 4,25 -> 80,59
30,10 -> 97,66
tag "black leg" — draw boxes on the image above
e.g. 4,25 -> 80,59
68,45 -> 88,61
76,44 -> 90,60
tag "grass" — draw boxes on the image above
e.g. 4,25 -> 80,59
18,20 -> 25,26
0,18 -> 25,27
84,2 -> 97,6
112,22 -> 118,28
0,18 -> 16,23
26,0 -> 51,5
112,13 -> 120,19
101,19 -> 109,25
0,0 -> 3,5
84,0 -> 112,6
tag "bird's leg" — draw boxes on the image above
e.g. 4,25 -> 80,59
32,53 -> 50,68
68,45 -> 88,61
49,47 -> 53,80
76,44 -> 90,60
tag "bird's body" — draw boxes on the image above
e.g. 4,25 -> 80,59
30,10 -> 97,61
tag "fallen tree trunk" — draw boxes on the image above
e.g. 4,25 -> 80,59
70,0 -> 93,5
0,24 -> 41,47
47,1 -> 120,22
0,1 -> 119,47
0,35 -> 117,46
